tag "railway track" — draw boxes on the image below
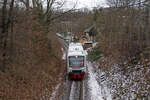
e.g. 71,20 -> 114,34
60,80 -> 85,100
69,80 -> 84,100
58,37 -> 86,100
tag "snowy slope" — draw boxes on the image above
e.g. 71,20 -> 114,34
87,62 -> 112,100
99,57 -> 150,100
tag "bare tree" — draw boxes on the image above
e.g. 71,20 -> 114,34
31,0 -> 76,25
19,0 -> 30,10
1,0 -> 8,72
107,0 -> 137,8
144,0 -> 150,45
1,0 -> 15,72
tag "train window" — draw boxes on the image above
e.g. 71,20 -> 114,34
69,56 -> 84,67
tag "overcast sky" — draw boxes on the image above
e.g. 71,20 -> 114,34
63,0 -> 108,9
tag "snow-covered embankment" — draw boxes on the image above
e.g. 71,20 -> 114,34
87,62 -> 112,100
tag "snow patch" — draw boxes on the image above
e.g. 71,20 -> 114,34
69,82 -> 76,100
87,62 -> 112,100
49,83 -> 61,100
61,48 -> 66,60
87,62 -> 104,100
106,60 -> 150,99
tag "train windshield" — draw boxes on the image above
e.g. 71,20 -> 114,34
69,56 -> 84,66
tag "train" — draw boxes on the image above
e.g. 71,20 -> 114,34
66,42 -> 88,79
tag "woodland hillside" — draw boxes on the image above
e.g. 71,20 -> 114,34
0,0 -> 150,99
0,0 -> 64,99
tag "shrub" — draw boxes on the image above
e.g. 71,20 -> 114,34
88,47 -> 101,61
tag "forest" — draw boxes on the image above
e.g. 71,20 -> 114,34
0,0 -> 150,99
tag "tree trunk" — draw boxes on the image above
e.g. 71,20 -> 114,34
1,0 -> 8,72
10,0 -> 15,61
26,0 -> 30,11
32,0 -> 36,8
1,0 -> 15,72
144,0 -> 150,46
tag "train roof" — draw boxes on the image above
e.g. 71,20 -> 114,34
68,42 -> 86,56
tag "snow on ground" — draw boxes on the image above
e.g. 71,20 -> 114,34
50,83 -> 61,100
69,82 -> 76,100
61,48 -> 66,60
101,58 -> 150,99
87,62 -> 112,100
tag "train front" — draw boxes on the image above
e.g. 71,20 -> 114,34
67,53 -> 87,80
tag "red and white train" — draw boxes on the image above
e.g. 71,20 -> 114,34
66,43 -> 88,80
